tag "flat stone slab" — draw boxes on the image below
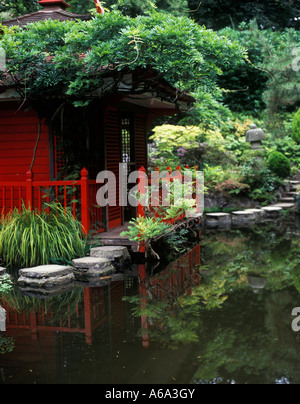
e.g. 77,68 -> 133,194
272,203 -> 294,209
72,257 -> 114,270
206,213 -> 231,217
90,246 -> 131,266
261,206 -> 283,218
18,265 -> 74,290
232,211 -> 255,215
279,198 -> 294,202
18,265 -> 74,279
244,209 -> 265,214
205,213 -> 231,228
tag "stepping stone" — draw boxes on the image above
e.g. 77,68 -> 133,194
231,211 -> 256,226
205,213 -> 231,228
272,203 -> 294,209
279,197 -> 294,202
244,209 -> 266,221
18,265 -> 75,291
290,183 -> 300,190
90,246 -> 131,268
261,206 -> 282,218
72,257 -> 115,277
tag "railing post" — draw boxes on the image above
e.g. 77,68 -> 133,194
26,170 -> 33,210
81,167 -> 90,236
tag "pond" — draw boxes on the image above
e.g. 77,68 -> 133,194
1,217 -> 300,385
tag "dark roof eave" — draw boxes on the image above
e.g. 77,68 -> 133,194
1,10 -> 91,27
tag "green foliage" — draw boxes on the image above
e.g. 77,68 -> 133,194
292,109 -> 300,144
267,151 -> 291,179
0,335 -> 15,355
0,10 -> 246,125
188,0 -> 300,30
0,0 -> 39,16
241,158 -> 281,203
0,203 -> 86,268
121,178 -> 198,259
0,274 -> 13,294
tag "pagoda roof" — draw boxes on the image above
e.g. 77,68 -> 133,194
1,0 -> 91,27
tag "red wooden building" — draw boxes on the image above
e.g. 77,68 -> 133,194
0,0 -> 194,235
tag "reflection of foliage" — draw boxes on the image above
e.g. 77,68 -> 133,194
1,283 -> 84,327
0,275 -> 13,294
126,220 -> 300,382
0,335 -> 15,355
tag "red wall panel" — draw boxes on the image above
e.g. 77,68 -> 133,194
0,107 -> 50,181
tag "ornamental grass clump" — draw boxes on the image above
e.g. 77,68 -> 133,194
0,203 -> 86,268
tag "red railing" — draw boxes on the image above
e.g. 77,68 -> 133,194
137,165 -> 202,253
137,165 -> 201,221
0,167 -> 103,235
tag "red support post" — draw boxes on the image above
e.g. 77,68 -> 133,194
80,167 -> 90,236
138,167 -> 147,253
26,170 -> 33,210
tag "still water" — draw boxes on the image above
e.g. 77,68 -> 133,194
1,218 -> 300,384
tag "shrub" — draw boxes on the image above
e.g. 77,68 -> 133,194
267,151 -> 291,178
292,109 -> 300,144
0,203 -> 86,268
215,179 -> 250,196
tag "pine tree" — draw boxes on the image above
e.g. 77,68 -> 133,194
255,27 -> 300,136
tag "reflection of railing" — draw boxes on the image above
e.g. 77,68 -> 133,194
0,168 -> 104,235
2,288 -> 106,345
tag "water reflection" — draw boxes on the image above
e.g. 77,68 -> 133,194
1,219 -> 300,383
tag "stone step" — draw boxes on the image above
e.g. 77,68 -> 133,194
18,265 -> 74,279
231,211 -> 256,225
272,203 -> 295,209
205,213 -> 231,228
72,257 -> 115,277
286,192 -> 299,197
279,197 -> 295,202
18,265 -> 75,292
90,246 -> 131,268
261,206 -> 283,218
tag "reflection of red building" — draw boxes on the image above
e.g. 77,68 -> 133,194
139,244 -> 201,348
0,245 -> 201,383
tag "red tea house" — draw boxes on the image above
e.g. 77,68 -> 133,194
0,0 -> 194,235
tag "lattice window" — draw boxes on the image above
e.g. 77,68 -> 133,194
54,135 -> 65,178
121,116 -> 132,164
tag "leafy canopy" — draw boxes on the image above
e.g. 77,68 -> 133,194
0,10 -> 247,124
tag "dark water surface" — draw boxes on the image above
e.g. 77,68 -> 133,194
1,218 -> 300,384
